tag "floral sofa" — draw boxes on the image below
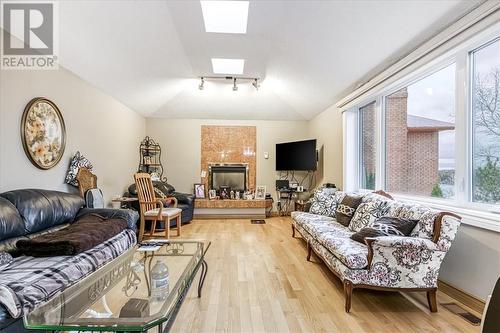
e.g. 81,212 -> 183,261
291,188 -> 461,313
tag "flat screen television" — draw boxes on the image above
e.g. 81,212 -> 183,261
276,139 -> 317,171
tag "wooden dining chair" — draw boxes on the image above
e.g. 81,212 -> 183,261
134,173 -> 182,242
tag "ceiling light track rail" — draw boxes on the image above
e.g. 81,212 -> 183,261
198,76 -> 260,91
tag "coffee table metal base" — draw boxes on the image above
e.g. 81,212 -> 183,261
162,258 -> 208,333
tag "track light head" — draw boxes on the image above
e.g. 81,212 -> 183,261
252,78 -> 260,91
198,77 -> 205,90
233,78 -> 238,91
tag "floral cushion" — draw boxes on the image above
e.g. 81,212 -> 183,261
349,200 -> 400,232
292,212 -> 348,239
316,232 -> 369,269
309,188 -> 344,217
409,210 -> 438,239
396,203 -> 431,220
361,192 -> 394,203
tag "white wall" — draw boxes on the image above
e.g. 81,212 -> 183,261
0,67 -> 146,205
146,118 -> 310,200
440,224 -> 500,300
307,105 -> 344,189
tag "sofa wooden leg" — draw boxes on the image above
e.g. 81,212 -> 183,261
427,289 -> 438,313
344,281 -> 353,313
291,224 -> 296,238
306,242 -> 312,261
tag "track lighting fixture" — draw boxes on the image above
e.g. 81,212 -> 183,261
196,76 -> 260,91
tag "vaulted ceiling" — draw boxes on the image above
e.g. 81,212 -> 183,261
57,0 -> 479,120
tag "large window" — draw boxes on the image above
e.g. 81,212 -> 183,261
360,102 -> 376,190
385,64 -> 456,198
347,29 -> 500,227
472,38 -> 500,205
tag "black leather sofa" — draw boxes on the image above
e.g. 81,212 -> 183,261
126,181 -> 195,226
0,189 -> 138,333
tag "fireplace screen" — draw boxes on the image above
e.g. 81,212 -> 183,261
210,165 -> 247,192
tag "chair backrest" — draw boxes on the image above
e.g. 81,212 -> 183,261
134,173 -> 157,213
76,168 -> 97,198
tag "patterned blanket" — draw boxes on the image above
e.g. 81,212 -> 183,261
0,229 -> 136,318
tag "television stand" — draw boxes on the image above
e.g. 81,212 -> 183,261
276,188 -> 307,216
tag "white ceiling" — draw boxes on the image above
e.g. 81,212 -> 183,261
56,0 -> 480,120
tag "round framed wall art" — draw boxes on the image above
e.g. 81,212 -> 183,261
21,97 -> 66,170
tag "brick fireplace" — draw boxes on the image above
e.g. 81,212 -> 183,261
196,125 -> 266,218
200,125 -> 256,191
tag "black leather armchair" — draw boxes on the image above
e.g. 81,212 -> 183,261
126,181 -> 195,226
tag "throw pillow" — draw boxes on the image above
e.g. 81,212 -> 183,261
351,216 -> 418,244
410,210 -> 440,239
65,151 -> 93,187
0,252 -> 13,271
362,191 -> 394,204
335,194 -> 363,226
309,188 -> 343,217
349,200 -> 400,232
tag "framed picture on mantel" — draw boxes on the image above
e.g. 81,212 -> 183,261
255,186 -> 266,200
194,183 -> 206,199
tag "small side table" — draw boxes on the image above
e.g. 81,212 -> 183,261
112,197 -> 138,209
294,200 -> 307,212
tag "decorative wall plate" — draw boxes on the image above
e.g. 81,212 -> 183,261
21,97 -> 66,170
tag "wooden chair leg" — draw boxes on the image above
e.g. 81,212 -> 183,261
150,218 -> 157,237
138,216 -> 145,242
306,242 -> 312,261
177,213 -> 182,237
291,224 -> 296,237
344,281 -> 353,313
166,217 -> 171,239
427,289 -> 438,313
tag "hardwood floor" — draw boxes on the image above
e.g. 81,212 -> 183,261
171,217 -> 481,333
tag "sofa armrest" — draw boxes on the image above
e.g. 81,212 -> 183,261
365,235 -> 443,268
76,208 -> 139,230
172,192 -> 195,206
367,236 -> 440,251
362,235 -> 449,288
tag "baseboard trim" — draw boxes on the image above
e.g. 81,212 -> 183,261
438,280 -> 485,314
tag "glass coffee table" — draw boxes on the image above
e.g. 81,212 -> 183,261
24,240 -> 210,332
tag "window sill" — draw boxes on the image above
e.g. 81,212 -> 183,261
391,194 -> 500,233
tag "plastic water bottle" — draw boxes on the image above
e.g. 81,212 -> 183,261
150,260 -> 169,301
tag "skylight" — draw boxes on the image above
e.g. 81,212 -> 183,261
211,58 -> 245,74
200,1 -> 249,34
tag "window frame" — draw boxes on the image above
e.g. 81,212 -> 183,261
468,36 -> 500,208
357,100 -> 378,191
348,23 -> 500,232
381,60 -> 458,198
